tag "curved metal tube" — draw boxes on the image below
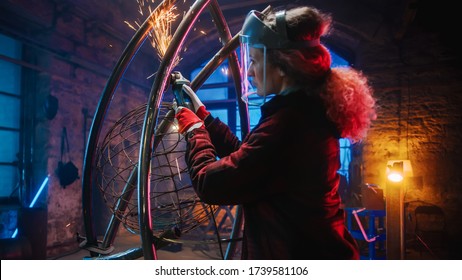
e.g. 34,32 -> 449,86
101,166 -> 137,249
81,0 -> 174,254
83,0 -> 255,260
206,0 -> 247,260
138,0 -> 212,260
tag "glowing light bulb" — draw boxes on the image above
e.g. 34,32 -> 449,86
387,172 -> 403,183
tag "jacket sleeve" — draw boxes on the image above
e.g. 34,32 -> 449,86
185,115 -> 284,205
205,116 -> 241,158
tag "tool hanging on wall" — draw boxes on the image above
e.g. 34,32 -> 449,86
43,94 -> 59,120
55,127 -> 79,188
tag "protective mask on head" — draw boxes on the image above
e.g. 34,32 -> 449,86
239,9 -> 320,106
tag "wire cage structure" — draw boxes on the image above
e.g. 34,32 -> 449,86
79,0 -> 258,259
96,102 -> 216,237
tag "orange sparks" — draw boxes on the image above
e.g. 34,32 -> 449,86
125,0 -> 180,62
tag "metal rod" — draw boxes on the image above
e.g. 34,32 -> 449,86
138,0 -> 212,260
206,0 -> 247,260
101,166 -> 138,249
81,0 -> 173,255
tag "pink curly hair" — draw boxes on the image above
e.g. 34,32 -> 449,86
322,67 -> 376,143
265,6 -> 376,143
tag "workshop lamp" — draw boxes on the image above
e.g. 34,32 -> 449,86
386,160 -> 413,183
387,161 -> 404,182
385,159 -> 413,259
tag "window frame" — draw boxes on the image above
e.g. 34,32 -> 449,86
0,34 -> 23,204
0,33 -> 39,210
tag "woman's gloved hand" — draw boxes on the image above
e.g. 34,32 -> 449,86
182,85 -> 210,120
173,101 -> 204,135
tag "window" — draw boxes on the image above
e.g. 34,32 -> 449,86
0,34 -> 22,201
0,33 -> 22,239
190,49 -> 352,181
329,51 -> 351,183
191,61 -> 237,132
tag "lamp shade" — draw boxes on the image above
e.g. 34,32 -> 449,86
386,160 -> 413,182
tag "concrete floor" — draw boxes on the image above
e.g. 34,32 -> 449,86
50,227 -> 236,260
50,228 -> 445,260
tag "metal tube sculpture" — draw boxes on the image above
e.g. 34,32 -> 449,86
81,0 -> 253,259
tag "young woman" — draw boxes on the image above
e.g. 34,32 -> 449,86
174,5 -> 376,259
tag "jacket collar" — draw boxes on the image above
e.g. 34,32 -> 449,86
260,88 -> 318,118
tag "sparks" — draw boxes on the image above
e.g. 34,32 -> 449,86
175,157 -> 182,181
148,2 -> 179,60
125,0 -> 180,65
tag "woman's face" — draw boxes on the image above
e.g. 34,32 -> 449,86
247,47 -> 284,96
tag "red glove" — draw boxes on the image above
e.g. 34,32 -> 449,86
175,106 -> 204,135
182,85 -> 210,120
196,105 -> 210,120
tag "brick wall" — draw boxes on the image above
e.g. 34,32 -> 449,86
337,0 -> 462,257
0,0 -> 155,258
1,0 -> 461,259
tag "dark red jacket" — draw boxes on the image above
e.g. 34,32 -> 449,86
184,89 -> 359,259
